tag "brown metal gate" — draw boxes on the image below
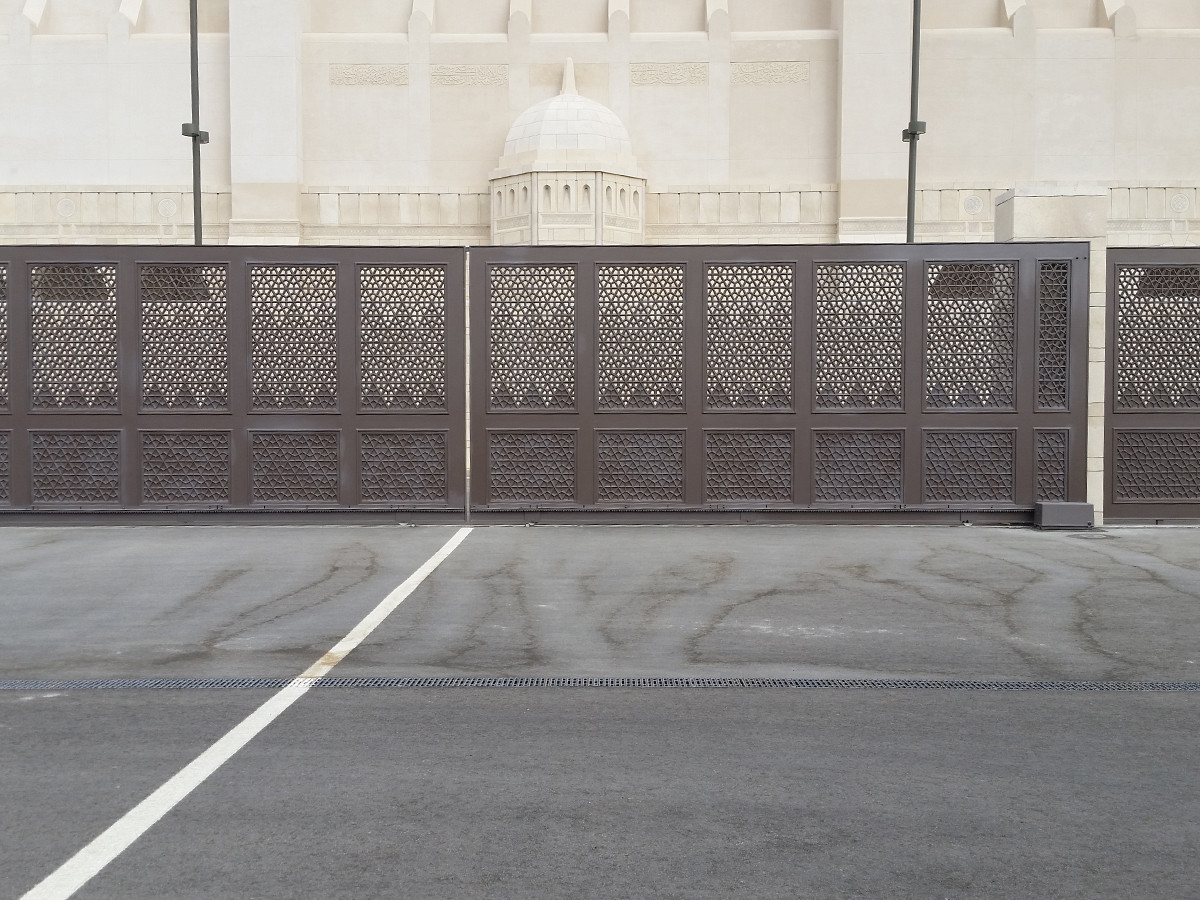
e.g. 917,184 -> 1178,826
469,244 -> 1089,522
1106,248 -> 1200,522
0,242 -> 1092,522
0,246 -> 465,515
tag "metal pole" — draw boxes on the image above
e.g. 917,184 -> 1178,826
903,0 -> 925,244
183,0 -> 208,245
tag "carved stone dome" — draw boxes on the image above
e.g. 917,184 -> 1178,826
492,59 -> 641,178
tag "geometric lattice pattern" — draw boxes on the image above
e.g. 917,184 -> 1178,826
1113,430 -> 1200,501
813,431 -> 904,503
490,265 -> 575,410
706,264 -> 793,409
141,432 -> 230,505
0,431 -> 8,504
597,431 -> 685,502
30,265 -> 119,410
1114,265 -> 1200,409
1035,430 -> 1069,502
2,249 -> 474,514
140,265 -> 229,409
925,262 -> 1016,409
30,431 -> 121,504
250,266 -> 338,410
489,432 -> 576,502
0,265 -> 7,409
597,265 -> 685,409
251,432 -> 340,503
815,264 -> 904,409
705,431 -> 792,502
924,430 -> 1015,502
360,266 -> 446,410
360,431 -> 447,503
1037,261 -> 1071,410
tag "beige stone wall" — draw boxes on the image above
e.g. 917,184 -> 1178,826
0,1 -> 232,201
646,188 -> 838,244
1108,186 -> 1200,247
0,190 -> 231,244
3,0 -> 1197,249
301,190 -> 489,246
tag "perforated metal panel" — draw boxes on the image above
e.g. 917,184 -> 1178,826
814,263 -> 904,410
1107,250 -> 1200,521
597,264 -> 685,410
141,431 -> 230,505
360,431 -> 448,503
1035,430 -> 1070,503
471,245 -> 1089,519
488,264 -> 575,410
706,264 -> 794,410
596,430 -> 685,502
30,264 -> 119,411
250,265 -> 339,411
30,431 -> 121,504
140,265 -> 229,410
813,430 -> 903,503
706,431 -> 793,501
0,247 -> 465,513
0,431 -> 8,505
1037,262 -> 1071,411
923,430 -> 1015,503
359,266 -> 448,411
925,262 -> 1016,410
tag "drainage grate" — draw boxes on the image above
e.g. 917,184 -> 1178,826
2,676 -> 1199,691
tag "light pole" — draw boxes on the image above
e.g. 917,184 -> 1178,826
181,0 -> 209,246
902,0 -> 925,244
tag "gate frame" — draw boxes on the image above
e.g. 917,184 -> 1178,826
468,242 -> 1090,524
1105,247 -> 1200,524
0,245 -> 466,520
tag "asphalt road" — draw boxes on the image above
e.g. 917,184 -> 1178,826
3,524 -> 1199,898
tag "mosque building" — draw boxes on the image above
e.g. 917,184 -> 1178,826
0,0 -> 1197,252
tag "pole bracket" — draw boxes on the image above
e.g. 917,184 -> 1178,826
902,121 -> 927,143
181,123 -> 209,144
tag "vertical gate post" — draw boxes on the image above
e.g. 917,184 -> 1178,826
116,256 -> 141,507
6,257 -> 32,508
901,254 -> 925,505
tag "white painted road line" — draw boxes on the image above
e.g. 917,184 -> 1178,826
22,526 -> 473,900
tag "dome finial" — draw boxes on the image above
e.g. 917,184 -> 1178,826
561,57 -> 577,95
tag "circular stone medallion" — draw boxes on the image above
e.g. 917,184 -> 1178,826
1169,193 -> 1190,215
56,198 -> 77,218
963,195 -> 985,216
158,198 -> 179,219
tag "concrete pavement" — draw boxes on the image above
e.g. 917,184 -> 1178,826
3,525 -> 1199,682
3,523 -> 1200,899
